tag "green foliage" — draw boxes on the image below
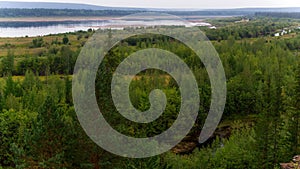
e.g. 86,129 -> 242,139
165,128 -> 257,169
0,109 -> 36,167
0,21 -> 299,168
289,62 -> 300,154
62,35 -> 69,45
203,18 -> 293,40
121,156 -> 171,169
31,37 -> 44,48
1,51 -> 14,76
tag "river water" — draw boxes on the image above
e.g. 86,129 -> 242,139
0,19 -> 212,37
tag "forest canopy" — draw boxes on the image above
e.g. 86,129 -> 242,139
0,16 -> 299,169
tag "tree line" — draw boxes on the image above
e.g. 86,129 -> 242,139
0,23 -> 299,168
256,12 -> 300,19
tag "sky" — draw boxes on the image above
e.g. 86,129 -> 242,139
1,0 -> 300,9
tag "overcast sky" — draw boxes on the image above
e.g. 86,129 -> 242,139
1,0 -> 300,9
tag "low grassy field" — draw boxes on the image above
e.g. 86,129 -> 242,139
0,33 -> 88,57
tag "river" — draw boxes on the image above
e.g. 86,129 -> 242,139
0,18 -> 213,37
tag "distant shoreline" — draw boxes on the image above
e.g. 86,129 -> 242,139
0,15 -> 236,23
0,16 -> 117,22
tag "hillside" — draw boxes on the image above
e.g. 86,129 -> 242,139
0,1 -> 146,10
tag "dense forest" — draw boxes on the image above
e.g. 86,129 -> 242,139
202,18 -> 293,40
256,12 -> 300,19
0,17 -> 299,169
0,8 -> 254,18
2,8 -> 300,20
0,8 -> 138,17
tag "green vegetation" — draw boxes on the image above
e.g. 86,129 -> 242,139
0,8 -> 254,18
256,12 -> 300,19
203,17 -> 296,40
0,8 -> 138,17
0,17 -> 299,168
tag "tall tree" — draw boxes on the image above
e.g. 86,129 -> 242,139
1,50 -> 14,76
290,61 -> 300,154
24,96 -> 68,168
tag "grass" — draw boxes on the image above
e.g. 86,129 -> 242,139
0,75 -> 71,83
0,33 -> 88,57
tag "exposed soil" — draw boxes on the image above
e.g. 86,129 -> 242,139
171,125 -> 232,154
